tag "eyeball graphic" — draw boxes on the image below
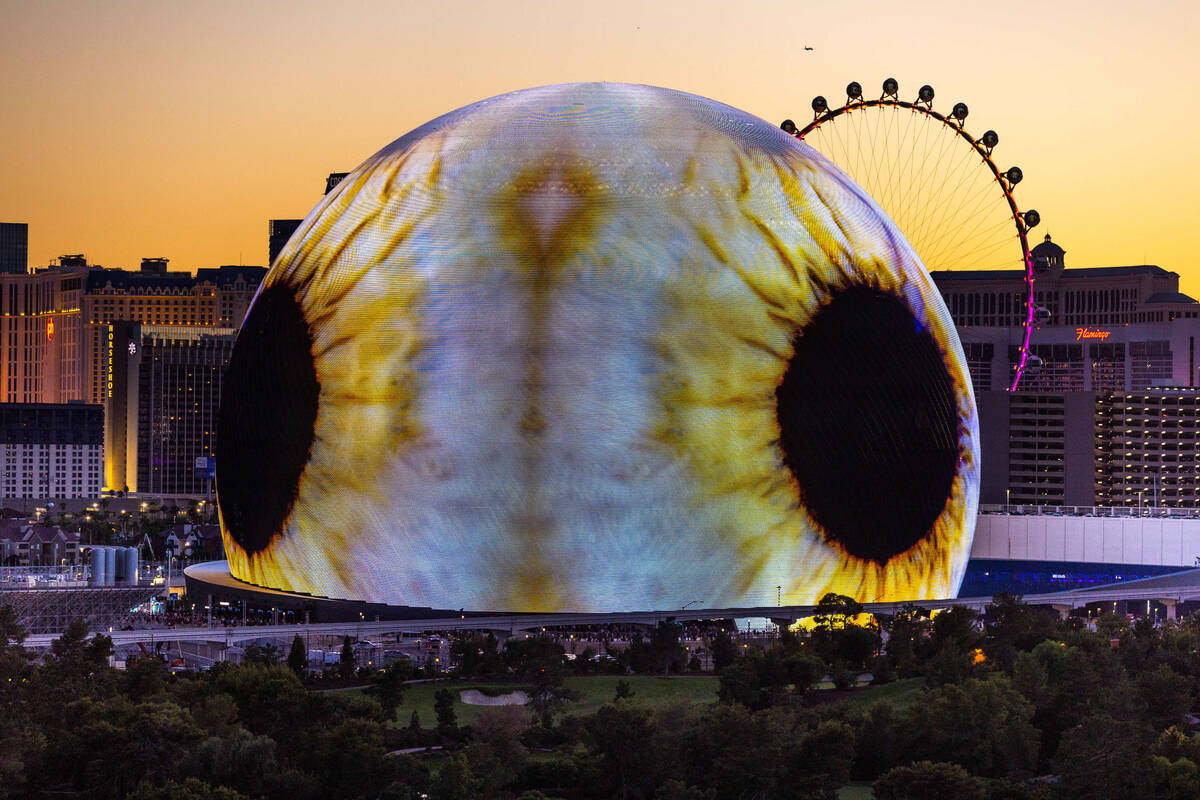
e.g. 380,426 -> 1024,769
216,83 -> 979,612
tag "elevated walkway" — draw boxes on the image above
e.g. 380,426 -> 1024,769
14,561 -> 1197,649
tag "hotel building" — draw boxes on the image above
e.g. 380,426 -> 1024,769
0,266 -> 88,405
84,262 -> 264,405
932,236 -> 1200,507
0,402 -> 103,501
104,324 -> 237,497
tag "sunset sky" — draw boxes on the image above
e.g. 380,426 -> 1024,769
2,0 -> 1197,287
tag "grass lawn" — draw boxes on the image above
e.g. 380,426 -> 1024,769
823,677 -> 926,712
837,782 -> 875,800
387,674 -> 720,728
562,674 -> 719,716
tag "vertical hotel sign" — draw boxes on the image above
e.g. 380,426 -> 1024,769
107,324 -> 114,397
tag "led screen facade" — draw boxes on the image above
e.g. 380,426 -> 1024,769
216,83 -> 979,612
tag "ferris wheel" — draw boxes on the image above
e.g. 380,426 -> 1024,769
780,78 -> 1042,390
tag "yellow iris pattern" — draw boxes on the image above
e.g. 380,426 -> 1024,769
219,83 -> 979,612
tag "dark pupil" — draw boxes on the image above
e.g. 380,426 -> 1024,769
217,284 -> 320,554
776,284 -> 959,565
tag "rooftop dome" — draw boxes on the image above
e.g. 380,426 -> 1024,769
1031,233 -> 1065,258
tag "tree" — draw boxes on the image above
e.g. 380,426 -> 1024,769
717,655 -> 764,708
873,761 -> 983,800
832,624 -> 881,669
585,703 -> 657,799
186,727 -> 278,797
648,621 -> 687,676
242,643 -> 278,666
450,634 -> 503,677
932,605 -> 982,651
123,655 -> 169,698
434,688 -> 457,734
0,605 -> 33,704
0,610 -> 39,800
615,679 -> 635,701
810,594 -> 880,670
505,636 -> 570,725
286,635 -> 307,676
1054,712 -> 1154,800
681,704 -> 776,799
1154,726 -> 1200,764
717,648 -> 826,709
985,593 -> 1057,670
339,635 -> 355,680
1136,663 -> 1192,731
209,663 -> 307,742
785,651 -> 826,694
126,778 -> 250,800
853,701 -> 901,780
775,719 -> 857,799
1013,638 -> 1130,765
903,677 -> 1039,779
1152,755 -> 1200,800
878,604 -> 931,675
813,593 -> 863,631
429,753 -> 478,800
652,781 -> 713,800
367,660 -> 413,721
466,706 -> 530,795
709,631 -> 738,672
292,716 -> 396,798
409,709 -> 421,731
47,619 -> 113,682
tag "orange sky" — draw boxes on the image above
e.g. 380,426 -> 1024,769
1,0 -> 1197,287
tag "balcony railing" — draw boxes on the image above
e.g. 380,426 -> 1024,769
981,503 -> 1200,519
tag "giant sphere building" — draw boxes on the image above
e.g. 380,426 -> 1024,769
213,83 -> 979,613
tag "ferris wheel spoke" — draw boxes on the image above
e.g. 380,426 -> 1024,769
904,125 -> 967,261
919,170 -> 1003,266
916,147 -> 999,268
792,80 -> 1038,388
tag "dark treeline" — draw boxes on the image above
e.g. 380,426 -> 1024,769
4,595 -> 1200,799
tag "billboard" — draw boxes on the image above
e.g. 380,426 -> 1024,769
195,456 -> 216,480
215,83 -> 979,612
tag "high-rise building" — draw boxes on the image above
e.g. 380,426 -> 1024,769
0,224 -> 28,275
1095,389 -> 1200,508
931,237 -> 1200,508
103,321 -> 138,493
0,267 -> 88,404
933,235 -> 1200,394
106,325 -> 235,496
268,219 -> 302,266
83,265 -> 264,492
0,402 -> 103,500
973,391 -> 1097,506
140,257 -> 169,275
325,172 -> 348,195
83,265 -> 265,405
136,326 -> 234,496
0,252 -> 264,496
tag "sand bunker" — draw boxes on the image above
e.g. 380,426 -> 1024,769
459,689 -> 530,706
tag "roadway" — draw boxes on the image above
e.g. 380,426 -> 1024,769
21,567 -> 1200,648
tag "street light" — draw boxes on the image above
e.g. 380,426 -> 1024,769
164,539 -> 176,591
